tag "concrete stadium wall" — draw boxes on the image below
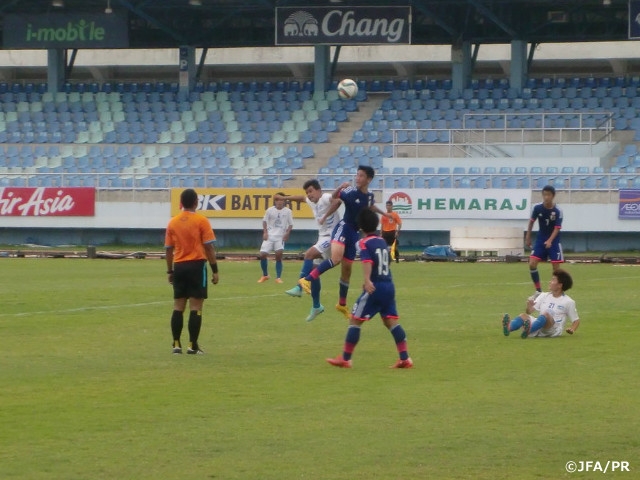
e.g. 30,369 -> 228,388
1,198 -> 638,251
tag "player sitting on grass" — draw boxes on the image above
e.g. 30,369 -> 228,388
275,181 -> 342,322
326,209 -> 413,369
502,268 -> 580,339
298,166 -> 390,319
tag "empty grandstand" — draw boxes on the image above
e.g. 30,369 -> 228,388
0,0 -> 638,251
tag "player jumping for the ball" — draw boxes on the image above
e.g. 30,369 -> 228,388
502,268 -> 580,339
275,180 -> 342,322
526,185 -> 564,292
326,209 -> 413,368
297,165 -> 391,319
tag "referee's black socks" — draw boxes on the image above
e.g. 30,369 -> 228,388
171,310 -> 184,347
188,310 -> 202,348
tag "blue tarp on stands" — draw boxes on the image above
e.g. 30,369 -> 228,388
423,245 -> 457,258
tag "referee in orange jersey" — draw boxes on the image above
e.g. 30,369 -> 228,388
165,188 -> 219,355
380,200 -> 402,263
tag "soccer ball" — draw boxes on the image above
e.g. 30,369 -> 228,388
337,79 -> 358,100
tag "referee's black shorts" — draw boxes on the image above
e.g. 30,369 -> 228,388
381,231 -> 397,247
173,259 -> 208,299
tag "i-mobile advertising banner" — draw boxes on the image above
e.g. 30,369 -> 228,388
619,189 -> 640,218
3,14 -> 129,49
383,189 -> 531,220
0,187 -> 96,216
275,6 -> 411,45
170,188 -> 314,218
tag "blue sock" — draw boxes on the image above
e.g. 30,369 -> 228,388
509,316 -> 524,331
276,260 -> 283,278
530,268 -> 541,292
343,325 -> 361,361
390,324 -> 409,360
306,259 -> 334,280
339,279 -> 349,305
300,259 -> 314,278
260,258 -> 268,276
311,279 -> 321,309
530,315 -> 547,333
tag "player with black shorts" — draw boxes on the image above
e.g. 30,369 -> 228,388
165,188 -> 219,355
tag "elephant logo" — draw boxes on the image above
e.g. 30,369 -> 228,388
283,11 -> 319,37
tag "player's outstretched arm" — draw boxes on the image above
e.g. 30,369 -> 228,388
371,204 -> 393,218
566,318 -> 580,335
331,182 -> 350,199
274,193 -> 306,203
204,242 -> 219,284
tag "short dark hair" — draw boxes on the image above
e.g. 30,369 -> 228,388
542,185 -> 556,196
180,188 -> 198,209
303,179 -> 321,191
275,192 -> 286,197
357,208 -> 379,234
554,269 -> 573,291
358,165 -> 375,179
386,200 -> 393,205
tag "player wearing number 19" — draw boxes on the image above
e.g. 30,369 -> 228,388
326,209 -> 413,369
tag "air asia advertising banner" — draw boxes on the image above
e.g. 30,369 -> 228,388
619,189 -> 640,218
170,188 -> 315,218
275,6 -> 411,45
3,14 -> 129,49
0,187 -> 95,217
383,189 -> 531,220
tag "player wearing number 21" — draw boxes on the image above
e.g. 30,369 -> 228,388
326,209 -> 413,369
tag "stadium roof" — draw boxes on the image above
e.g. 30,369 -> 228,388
0,0 -> 633,48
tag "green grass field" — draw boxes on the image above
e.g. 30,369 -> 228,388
1,258 -> 638,479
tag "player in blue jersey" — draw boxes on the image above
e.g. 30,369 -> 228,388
526,185 -> 564,292
326,209 -> 413,368
297,166 -> 391,319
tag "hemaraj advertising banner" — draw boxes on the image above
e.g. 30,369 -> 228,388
383,189 -> 531,220
0,187 -> 95,217
619,189 -> 640,219
275,6 -> 411,45
3,14 -> 129,49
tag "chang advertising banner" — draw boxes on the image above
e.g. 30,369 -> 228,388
170,188 -> 314,218
383,189 -> 531,220
275,6 -> 411,45
0,187 -> 95,216
630,1 -> 640,39
619,189 -> 640,218
3,14 -> 129,49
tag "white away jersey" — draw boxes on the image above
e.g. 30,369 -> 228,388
306,193 -> 341,237
263,206 -> 293,239
531,292 -> 579,337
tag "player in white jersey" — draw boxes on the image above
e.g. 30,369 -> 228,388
258,193 -> 293,284
275,180 -> 342,321
502,269 -> 580,339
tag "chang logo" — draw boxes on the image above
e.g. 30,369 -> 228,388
388,192 -> 412,216
283,11 -> 319,37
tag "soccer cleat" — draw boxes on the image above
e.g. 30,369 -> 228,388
521,318 -> 531,339
285,285 -> 302,297
502,314 -> 510,336
326,356 -> 352,368
305,305 -> 325,322
257,275 -> 270,283
335,303 -> 351,320
275,278 -> 284,284
390,357 -> 414,369
187,346 -> 204,354
172,341 -> 182,354
298,277 -> 311,294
